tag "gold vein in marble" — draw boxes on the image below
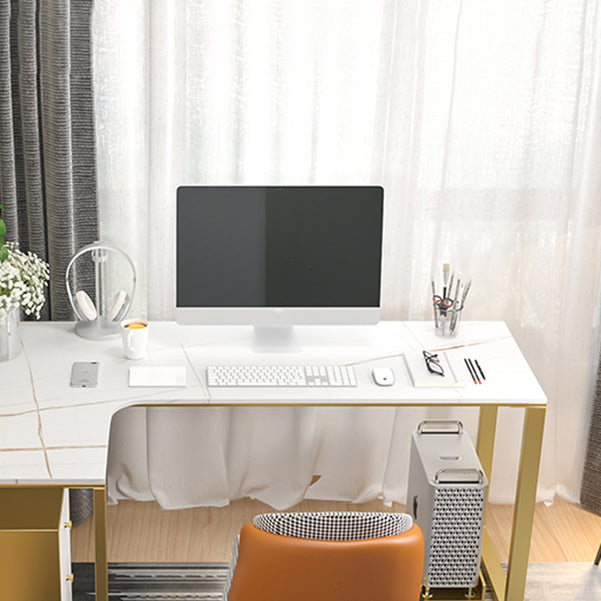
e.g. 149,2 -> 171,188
347,352 -> 403,366
181,344 -> 206,390
182,343 -> 210,400
344,336 -> 512,367
0,444 -> 107,453
22,341 -> 52,478
0,408 -> 38,418
432,336 -> 511,353
36,390 -> 189,413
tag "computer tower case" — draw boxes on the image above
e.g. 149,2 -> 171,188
406,420 -> 488,591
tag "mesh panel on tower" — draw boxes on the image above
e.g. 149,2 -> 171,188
406,420 -> 488,591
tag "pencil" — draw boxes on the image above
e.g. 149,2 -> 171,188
464,358 -> 478,384
468,358 -> 481,384
474,359 -> 486,381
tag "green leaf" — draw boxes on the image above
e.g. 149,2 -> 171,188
0,219 -> 5,237
0,246 -> 7,263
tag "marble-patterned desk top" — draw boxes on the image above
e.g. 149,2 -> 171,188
0,321 -> 546,485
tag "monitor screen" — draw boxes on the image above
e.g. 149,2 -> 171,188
176,186 -> 383,328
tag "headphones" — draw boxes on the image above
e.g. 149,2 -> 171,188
66,241 -> 136,326
73,288 -> 129,322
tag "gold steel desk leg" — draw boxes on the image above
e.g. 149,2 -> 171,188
476,405 -> 498,483
477,406 -> 505,600
505,406 -> 546,601
93,486 -> 108,601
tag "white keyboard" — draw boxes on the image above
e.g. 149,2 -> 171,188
207,365 -> 357,387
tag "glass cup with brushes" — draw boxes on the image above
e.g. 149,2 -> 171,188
432,263 -> 471,337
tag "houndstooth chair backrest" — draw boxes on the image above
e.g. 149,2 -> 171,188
252,511 -> 413,541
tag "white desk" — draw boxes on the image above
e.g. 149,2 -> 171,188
0,321 -> 546,601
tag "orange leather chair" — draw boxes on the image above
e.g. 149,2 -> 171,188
226,512 -> 424,601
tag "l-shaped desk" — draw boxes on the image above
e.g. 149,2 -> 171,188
0,321 -> 546,601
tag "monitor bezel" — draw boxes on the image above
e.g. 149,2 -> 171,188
175,185 -> 384,329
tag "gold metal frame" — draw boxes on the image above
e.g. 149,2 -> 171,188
0,401 -> 544,601
477,405 -> 546,601
93,486 -> 108,601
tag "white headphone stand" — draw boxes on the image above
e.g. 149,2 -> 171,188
65,242 -> 137,341
74,316 -> 122,340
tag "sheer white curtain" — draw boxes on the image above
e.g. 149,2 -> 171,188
93,0 -> 601,508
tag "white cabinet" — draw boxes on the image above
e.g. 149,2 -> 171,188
59,489 -> 73,601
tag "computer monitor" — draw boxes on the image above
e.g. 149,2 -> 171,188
176,186 -> 384,351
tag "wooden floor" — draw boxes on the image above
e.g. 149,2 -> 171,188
71,496 -> 601,563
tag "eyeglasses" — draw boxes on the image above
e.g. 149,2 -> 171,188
423,350 -> 445,377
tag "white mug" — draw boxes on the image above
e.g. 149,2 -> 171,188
120,319 -> 149,360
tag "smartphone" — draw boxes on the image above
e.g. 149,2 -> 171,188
70,361 -> 100,388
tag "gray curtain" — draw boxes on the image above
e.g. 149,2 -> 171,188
0,0 -> 98,320
0,0 -> 98,522
581,360 -> 601,515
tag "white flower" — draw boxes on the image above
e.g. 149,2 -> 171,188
0,242 -> 50,320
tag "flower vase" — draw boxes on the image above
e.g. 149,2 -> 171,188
0,306 -> 21,361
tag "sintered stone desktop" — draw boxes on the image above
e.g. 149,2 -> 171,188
0,321 -> 547,601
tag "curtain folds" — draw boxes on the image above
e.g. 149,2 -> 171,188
95,0 -> 601,509
582,362 -> 601,515
0,0 -> 98,319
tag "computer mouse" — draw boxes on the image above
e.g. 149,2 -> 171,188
372,367 -> 395,386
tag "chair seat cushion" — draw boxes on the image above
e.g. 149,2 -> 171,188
252,511 -> 413,541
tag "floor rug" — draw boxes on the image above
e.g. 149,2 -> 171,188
72,561 -> 601,600
519,562 -> 601,601
73,563 -> 229,600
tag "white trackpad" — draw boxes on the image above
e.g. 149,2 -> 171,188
128,366 -> 186,387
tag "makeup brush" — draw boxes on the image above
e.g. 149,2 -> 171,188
460,278 -> 472,309
432,277 -> 438,327
442,263 -> 450,298
453,276 -> 461,305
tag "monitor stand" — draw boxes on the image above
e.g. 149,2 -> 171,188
252,326 -> 301,353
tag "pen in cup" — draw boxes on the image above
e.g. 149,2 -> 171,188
442,263 -> 450,298
460,278 -> 472,308
432,263 -> 469,338
451,278 -> 471,332
432,278 -> 438,328
453,277 -> 461,305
